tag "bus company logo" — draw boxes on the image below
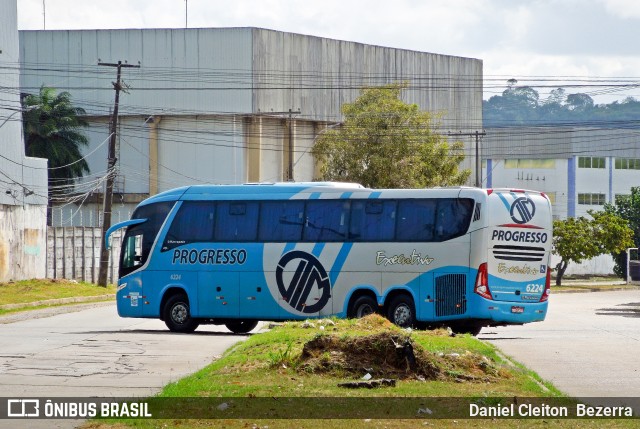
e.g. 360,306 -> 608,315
276,251 -> 330,314
510,197 -> 536,224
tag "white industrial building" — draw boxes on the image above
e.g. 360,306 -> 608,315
483,126 -> 640,274
18,27 -> 484,227
483,127 -> 640,219
0,0 -> 48,282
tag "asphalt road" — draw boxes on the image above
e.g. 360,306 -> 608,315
480,289 -> 640,401
0,303 -> 251,428
1,290 -> 639,427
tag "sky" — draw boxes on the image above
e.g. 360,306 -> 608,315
15,0 -> 640,103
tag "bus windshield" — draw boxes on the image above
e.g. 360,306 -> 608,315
120,201 -> 175,277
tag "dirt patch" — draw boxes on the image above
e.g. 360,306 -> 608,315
294,316 -> 504,383
299,332 -> 441,380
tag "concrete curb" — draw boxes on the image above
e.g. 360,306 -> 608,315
0,294 -> 115,310
553,287 -> 635,294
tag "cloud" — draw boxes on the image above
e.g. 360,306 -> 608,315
599,0 -> 640,19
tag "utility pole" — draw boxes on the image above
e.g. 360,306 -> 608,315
97,61 -> 140,287
447,130 -> 486,187
287,109 -> 294,181
285,109 -> 300,181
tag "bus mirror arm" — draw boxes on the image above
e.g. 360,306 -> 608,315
104,218 -> 149,250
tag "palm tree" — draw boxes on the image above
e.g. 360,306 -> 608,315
23,86 -> 90,224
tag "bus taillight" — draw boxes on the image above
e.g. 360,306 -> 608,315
539,268 -> 551,302
474,263 -> 492,300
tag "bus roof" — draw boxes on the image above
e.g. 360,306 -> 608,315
138,182 -> 367,206
137,183 -> 548,208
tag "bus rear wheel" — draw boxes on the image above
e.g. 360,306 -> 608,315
225,320 -> 259,334
386,294 -> 415,328
450,323 -> 482,336
348,295 -> 378,318
164,293 -> 199,333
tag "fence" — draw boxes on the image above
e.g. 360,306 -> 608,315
46,227 -> 123,284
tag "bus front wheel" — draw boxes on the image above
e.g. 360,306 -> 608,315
164,293 -> 199,333
225,320 -> 259,334
386,294 -> 415,328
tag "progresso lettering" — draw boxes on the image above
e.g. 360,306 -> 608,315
491,230 -> 548,243
171,248 -> 247,265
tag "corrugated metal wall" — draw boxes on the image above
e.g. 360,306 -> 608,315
20,28 -> 255,116
252,29 -> 483,131
484,127 -> 640,160
20,27 -> 483,226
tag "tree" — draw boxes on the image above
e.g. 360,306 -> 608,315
22,86 -> 90,223
604,187 -> 640,277
566,93 -> 594,112
312,83 -> 470,188
552,211 -> 633,285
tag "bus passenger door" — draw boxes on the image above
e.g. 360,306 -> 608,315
239,272 -> 279,319
197,272 -> 239,318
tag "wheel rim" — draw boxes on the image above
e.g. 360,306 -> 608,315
356,304 -> 374,318
393,304 -> 412,326
171,303 -> 188,325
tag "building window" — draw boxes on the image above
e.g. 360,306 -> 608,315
578,193 -> 606,205
578,157 -> 605,169
615,158 -> 640,170
503,159 -> 556,169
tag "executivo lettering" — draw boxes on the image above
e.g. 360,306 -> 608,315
376,250 -> 434,267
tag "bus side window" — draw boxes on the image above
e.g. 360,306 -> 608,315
259,201 -> 304,241
350,200 -> 396,241
163,201 -> 215,250
435,199 -> 474,240
304,200 -> 350,242
216,201 -> 259,241
396,199 -> 436,241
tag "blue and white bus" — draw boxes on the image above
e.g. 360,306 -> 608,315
106,182 -> 552,335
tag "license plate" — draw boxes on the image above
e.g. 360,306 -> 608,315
511,306 -> 525,314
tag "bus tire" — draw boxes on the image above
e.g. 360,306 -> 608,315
450,323 -> 482,336
164,293 -> 199,333
225,320 -> 259,334
348,295 -> 378,318
386,294 -> 415,328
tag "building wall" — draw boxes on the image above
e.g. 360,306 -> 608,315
251,29 -> 483,129
0,204 -> 47,281
485,158 -> 570,219
0,0 -> 48,281
19,28 -> 255,116
20,29 -> 483,209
